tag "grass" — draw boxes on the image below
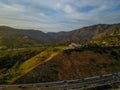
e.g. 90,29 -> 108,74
8,46 -> 65,84
0,47 -> 44,84
3,45 -> 119,84
1,45 -> 120,84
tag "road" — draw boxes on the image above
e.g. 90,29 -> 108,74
0,72 -> 120,90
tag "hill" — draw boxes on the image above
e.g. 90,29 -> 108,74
0,26 -> 41,49
47,23 -> 120,44
89,35 -> 120,46
0,46 -> 65,84
0,45 -> 120,84
0,23 -> 120,46
14,46 -> 120,84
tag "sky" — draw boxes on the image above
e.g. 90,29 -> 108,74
0,0 -> 120,32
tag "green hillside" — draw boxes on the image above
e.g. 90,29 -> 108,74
89,35 -> 120,46
0,34 -> 41,49
0,47 -> 45,84
0,46 -> 65,84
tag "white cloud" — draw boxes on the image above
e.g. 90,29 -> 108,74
64,5 -> 75,13
0,0 -> 120,32
55,3 -> 62,9
54,3 -> 75,14
39,13 -> 46,17
0,2 -> 25,12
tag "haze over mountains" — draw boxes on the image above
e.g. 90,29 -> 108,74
0,23 -> 120,47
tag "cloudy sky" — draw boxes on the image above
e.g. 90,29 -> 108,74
0,0 -> 120,32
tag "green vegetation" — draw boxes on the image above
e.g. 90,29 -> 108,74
90,35 -> 120,46
0,34 -> 41,49
13,46 -> 120,84
63,45 -> 120,55
0,47 -> 45,84
0,46 -> 65,84
0,23 -> 120,45
0,24 -> 120,85
0,34 -> 120,84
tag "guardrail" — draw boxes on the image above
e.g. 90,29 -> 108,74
0,72 -> 120,90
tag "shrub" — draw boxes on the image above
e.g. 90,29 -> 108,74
53,48 -> 60,52
89,58 -> 96,63
110,51 -> 118,56
50,63 -> 59,68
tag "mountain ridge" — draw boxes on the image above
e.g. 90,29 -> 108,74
0,23 -> 120,46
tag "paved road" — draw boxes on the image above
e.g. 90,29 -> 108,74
0,72 -> 120,90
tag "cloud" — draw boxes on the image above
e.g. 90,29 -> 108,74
0,2 -> 25,13
64,5 -> 75,13
0,0 -> 120,32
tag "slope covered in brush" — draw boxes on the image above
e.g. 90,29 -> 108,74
15,46 -> 120,84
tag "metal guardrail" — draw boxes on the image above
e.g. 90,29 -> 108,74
0,72 -> 120,90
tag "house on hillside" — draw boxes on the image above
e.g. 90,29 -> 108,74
66,43 -> 88,49
69,43 -> 81,48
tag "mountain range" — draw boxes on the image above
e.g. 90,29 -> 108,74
0,23 -> 120,47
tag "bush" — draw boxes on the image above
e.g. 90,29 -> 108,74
53,48 -> 60,52
89,58 -> 96,63
110,51 -> 118,56
50,63 -> 59,68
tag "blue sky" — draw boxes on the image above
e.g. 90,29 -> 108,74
0,0 -> 120,32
